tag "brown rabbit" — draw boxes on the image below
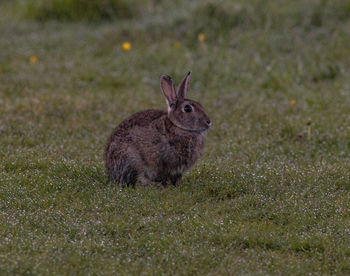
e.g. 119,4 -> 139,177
104,72 -> 211,187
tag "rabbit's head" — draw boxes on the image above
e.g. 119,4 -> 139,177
161,72 -> 211,132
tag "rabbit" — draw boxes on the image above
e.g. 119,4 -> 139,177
104,71 -> 211,187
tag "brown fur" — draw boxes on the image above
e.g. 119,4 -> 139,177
104,72 -> 211,187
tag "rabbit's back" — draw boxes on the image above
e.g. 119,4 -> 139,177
104,109 -> 165,181
110,109 -> 165,135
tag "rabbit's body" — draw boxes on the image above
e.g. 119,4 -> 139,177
104,72 -> 211,187
105,109 -> 204,186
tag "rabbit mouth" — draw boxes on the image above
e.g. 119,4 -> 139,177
170,117 -> 210,132
176,124 -> 210,133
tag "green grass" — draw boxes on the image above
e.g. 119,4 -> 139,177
22,0 -> 138,21
1,0 -> 350,274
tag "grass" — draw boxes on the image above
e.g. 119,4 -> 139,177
22,0 -> 137,21
1,0 -> 350,274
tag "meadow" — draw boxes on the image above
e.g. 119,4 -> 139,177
0,0 -> 350,274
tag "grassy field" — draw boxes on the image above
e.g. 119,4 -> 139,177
1,0 -> 350,274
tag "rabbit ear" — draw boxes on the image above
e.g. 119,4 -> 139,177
160,75 -> 177,107
177,71 -> 191,100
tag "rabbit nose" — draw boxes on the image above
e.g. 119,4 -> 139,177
206,119 -> 211,127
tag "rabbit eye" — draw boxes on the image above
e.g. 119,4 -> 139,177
184,105 -> 192,112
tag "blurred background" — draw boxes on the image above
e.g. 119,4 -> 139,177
1,0 -> 349,161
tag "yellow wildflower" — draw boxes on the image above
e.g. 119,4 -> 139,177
30,56 -> 37,64
198,33 -> 206,42
122,42 -> 131,51
290,99 -> 296,106
175,41 -> 181,48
